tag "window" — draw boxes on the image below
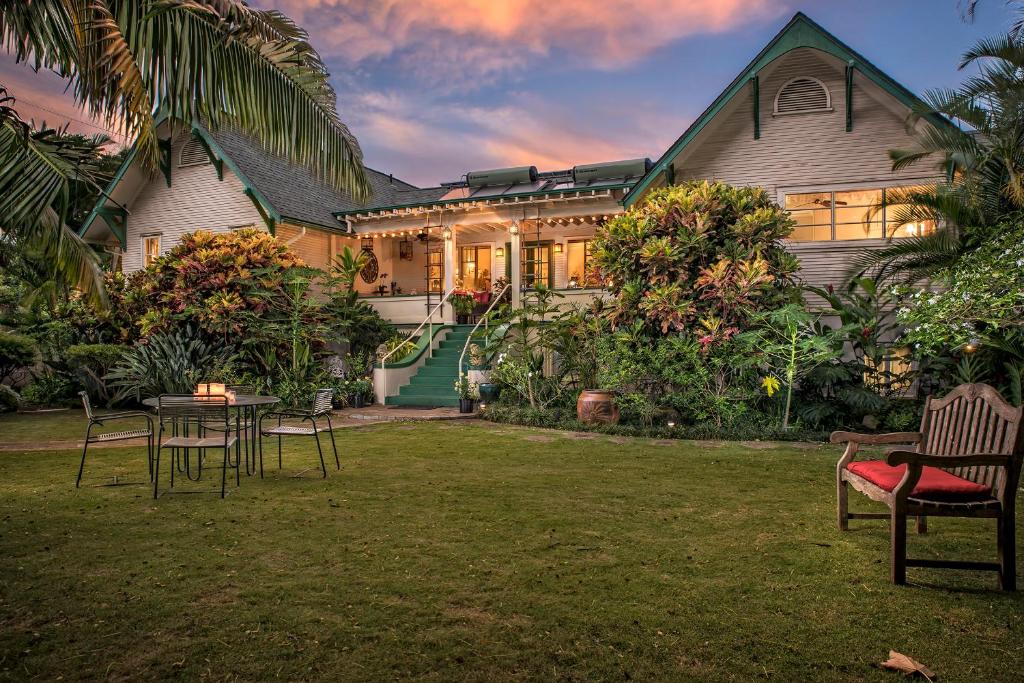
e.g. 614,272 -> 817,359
458,245 -> 491,291
785,186 -> 937,241
566,240 -> 598,288
864,347 -> 913,395
774,77 -> 831,115
142,235 -> 161,267
178,137 -> 210,167
426,248 -> 443,293
505,241 -> 553,289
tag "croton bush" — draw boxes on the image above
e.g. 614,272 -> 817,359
134,228 -> 303,338
591,180 -> 800,340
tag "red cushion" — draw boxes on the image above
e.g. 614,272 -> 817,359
847,460 -> 991,501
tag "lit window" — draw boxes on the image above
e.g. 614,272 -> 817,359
784,187 -> 937,241
143,235 -> 161,267
458,245 -> 491,291
864,347 -> 913,394
566,240 -> 599,288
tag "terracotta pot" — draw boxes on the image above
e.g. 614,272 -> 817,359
576,390 -> 619,424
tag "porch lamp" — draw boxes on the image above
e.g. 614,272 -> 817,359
443,227 -> 453,241
554,243 -> 563,254
495,247 -> 504,258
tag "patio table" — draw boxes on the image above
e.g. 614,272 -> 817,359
143,394 -> 280,476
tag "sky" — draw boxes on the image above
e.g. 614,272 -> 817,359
0,1 -> 1014,187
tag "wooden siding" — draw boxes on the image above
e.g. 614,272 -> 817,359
277,224 -> 332,270
673,47 -> 942,294
122,131 -> 265,272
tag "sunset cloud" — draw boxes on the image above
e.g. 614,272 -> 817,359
263,0 -> 781,86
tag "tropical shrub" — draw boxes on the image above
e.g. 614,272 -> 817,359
798,278 -> 919,428
0,331 -> 37,383
19,372 -> 75,407
66,343 -> 126,405
106,328 -> 234,402
134,228 -> 303,339
591,180 -> 800,339
894,220 -> 1024,403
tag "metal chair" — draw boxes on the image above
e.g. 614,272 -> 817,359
258,388 -> 339,478
75,391 -> 154,488
153,394 -> 238,499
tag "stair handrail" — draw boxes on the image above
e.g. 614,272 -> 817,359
459,284 -> 512,379
380,287 -> 455,401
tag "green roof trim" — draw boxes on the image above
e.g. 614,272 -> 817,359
332,182 -> 636,219
191,123 -> 282,230
78,145 -> 138,239
623,12 -> 956,207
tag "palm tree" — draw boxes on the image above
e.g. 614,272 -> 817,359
0,0 -> 369,305
851,25 -> 1024,282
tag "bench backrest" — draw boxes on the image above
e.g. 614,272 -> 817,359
919,383 -> 1024,502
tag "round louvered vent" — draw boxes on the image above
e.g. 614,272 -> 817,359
773,77 -> 831,115
179,137 -> 211,167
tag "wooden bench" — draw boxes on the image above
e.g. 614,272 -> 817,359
832,383 -> 1023,589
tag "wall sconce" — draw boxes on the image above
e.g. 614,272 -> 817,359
495,247 -> 504,258
554,243 -> 563,254
442,227 -> 452,241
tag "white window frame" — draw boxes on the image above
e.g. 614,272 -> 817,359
142,234 -> 162,267
773,76 -> 832,116
779,179 -> 941,243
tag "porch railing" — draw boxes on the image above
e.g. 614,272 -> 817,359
458,284 -> 512,379
379,287 -> 454,400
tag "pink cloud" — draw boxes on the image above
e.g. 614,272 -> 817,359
260,0 -> 782,83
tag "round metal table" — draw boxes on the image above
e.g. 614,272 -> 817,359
143,395 -> 280,476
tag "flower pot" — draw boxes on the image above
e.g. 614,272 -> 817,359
456,314 -> 469,325
458,398 -> 475,413
576,390 -> 619,424
352,394 -> 366,409
478,383 -> 500,403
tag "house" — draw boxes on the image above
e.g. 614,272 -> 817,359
80,12 -> 950,406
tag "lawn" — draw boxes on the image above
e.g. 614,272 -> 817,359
0,419 -> 1021,681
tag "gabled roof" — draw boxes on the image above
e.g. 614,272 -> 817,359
205,126 -> 419,228
79,121 -> 422,242
622,12 -> 955,207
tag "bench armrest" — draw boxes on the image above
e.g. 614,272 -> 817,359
830,431 -> 922,445
885,450 -> 1011,468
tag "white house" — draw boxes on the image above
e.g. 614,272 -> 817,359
80,12 -> 951,406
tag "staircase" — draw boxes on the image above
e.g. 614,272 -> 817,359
384,325 -> 474,407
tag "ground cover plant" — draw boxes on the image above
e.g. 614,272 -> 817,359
0,417 -> 1021,681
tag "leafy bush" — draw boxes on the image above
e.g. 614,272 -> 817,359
106,328 -> 234,403
0,384 -> 20,412
66,343 -> 126,406
134,228 -> 303,339
0,331 -> 37,383
19,372 -> 75,407
592,180 -> 800,338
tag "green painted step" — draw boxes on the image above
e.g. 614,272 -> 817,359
383,326 -> 477,407
385,394 -> 459,407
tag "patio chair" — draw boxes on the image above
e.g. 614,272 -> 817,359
833,383 -> 1023,589
75,391 -> 154,488
153,394 -> 238,499
257,388 -> 339,478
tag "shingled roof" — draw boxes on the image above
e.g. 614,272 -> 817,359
205,126 -> 427,230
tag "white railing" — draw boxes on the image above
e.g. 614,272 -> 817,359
459,284 -> 511,378
379,288 -> 455,400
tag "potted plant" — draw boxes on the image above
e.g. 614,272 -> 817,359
451,292 -> 475,325
350,376 -> 373,408
454,375 -> 478,413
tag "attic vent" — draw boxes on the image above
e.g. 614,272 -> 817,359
773,77 -> 831,115
179,137 -> 210,167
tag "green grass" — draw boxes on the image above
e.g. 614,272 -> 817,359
0,409 -> 136,444
0,420 -> 1021,681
